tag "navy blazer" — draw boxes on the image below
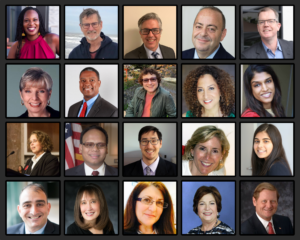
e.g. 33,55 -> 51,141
123,158 -> 176,176
7,219 -> 59,234
182,43 -> 234,59
65,162 -> 118,176
241,213 -> 293,235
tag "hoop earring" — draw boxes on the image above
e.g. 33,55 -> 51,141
47,100 -> 50,106
38,32 -> 40,35
21,100 -> 24,106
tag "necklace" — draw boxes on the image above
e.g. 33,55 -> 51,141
137,229 -> 156,234
201,219 -> 219,234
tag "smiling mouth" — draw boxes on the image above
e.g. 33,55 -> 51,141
203,212 -> 212,216
30,103 -> 41,107
89,154 -> 100,159
85,212 -> 95,216
28,215 -> 42,220
261,92 -> 272,98
144,213 -> 156,217
27,27 -> 36,32
203,100 -> 212,104
201,161 -> 213,167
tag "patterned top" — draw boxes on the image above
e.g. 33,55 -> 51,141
187,221 -> 235,235
186,110 -> 235,117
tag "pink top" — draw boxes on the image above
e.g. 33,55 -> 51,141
142,93 -> 154,117
19,35 -> 55,59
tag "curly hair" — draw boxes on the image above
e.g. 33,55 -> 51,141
138,68 -> 162,86
15,7 -> 48,59
28,130 -> 53,153
183,65 -> 235,117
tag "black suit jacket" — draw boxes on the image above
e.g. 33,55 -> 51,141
68,95 -> 118,117
241,39 -> 293,59
241,213 -> 293,235
65,162 -> 118,176
124,44 -> 175,59
24,152 -> 59,176
123,158 -> 176,176
182,43 -> 234,59
7,219 -> 59,234
19,106 -> 60,118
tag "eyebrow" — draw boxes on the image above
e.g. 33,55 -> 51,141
142,195 -> 164,200
198,145 -> 220,150
251,77 -> 272,84
254,138 -> 270,140
197,84 -> 216,88
194,22 -> 218,29
22,200 -> 46,205
141,137 -> 157,140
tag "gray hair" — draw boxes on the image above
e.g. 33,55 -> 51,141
258,7 -> 279,22
80,8 -> 101,24
195,6 -> 226,30
138,12 -> 162,30
19,183 -> 48,204
19,67 -> 53,92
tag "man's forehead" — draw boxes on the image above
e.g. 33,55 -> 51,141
82,129 -> 106,141
19,188 -> 47,203
80,71 -> 99,79
81,13 -> 98,22
195,8 -> 223,23
141,131 -> 159,139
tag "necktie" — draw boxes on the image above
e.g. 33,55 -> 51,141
79,102 -> 87,117
268,222 -> 275,234
92,171 -> 99,176
151,52 -> 159,59
146,166 -> 151,175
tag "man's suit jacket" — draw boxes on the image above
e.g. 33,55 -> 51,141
241,39 -> 293,59
182,43 -> 234,59
65,162 -> 118,176
24,153 -> 59,176
124,44 -> 175,59
241,213 -> 293,235
68,95 -> 118,117
123,158 -> 176,176
7,219 -> 59,234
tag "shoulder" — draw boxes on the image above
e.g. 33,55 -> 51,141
241,42 -> 261,58
182,48 -> 195,59
97,97 -> 117,111
215,43 -> 234,59
7,222 -> 24,234
69,44 -> 83,59
185,110 -> 194,117
69,101 -> 82,111
44,153 -> 58,160
44,33 -> 59,43
241,108 -> 260,117
7,41 -> 19,59
46,219 -> 60,234
160,44 -> 175,57
241,214 -> 256,233
217,221 -> 235,234
228,112 -> 235,117
124,46 -> 142,58
105,164 -> 118,175
279,39 -> 293,47
18,111 -> 28,118
67,222 -> 81,234
187,225 -> 201,234
124,160 -> 139,170
65,165 -> 84,176
267,161 -> 291,176
46,106 -> 60,117
273,214 -> 291,222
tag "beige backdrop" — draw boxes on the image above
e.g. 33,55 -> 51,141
124,6 -> 177,57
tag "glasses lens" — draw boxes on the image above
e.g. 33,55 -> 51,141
150,139 -> 158,145
141,29 -> 150,35
152,28 -> 160,34
85,142 -> 94,148
163,202 -> 168,208
142,197 -> 151,204
96,143 -> 106,149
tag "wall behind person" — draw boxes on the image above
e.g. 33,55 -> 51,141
182,6 -> 235,57
124,6 -> 176,57
6,64 -> 60,117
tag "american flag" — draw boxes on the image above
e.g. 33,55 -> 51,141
65,123 -> 83,169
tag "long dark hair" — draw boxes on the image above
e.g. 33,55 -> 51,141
15,7 -> 48,58
251,124 -> 291,175
243,65 -> 285,117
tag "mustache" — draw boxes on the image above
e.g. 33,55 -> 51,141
87,30 -> 97,34
195,36 -> 211,41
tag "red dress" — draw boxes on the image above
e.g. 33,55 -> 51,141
241,108 -> 260,117
19,35 -> 55,59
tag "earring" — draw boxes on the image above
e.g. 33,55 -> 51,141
189,152 -> 194,160
21,100 -> 24,106
22,32 -> 25,37
47,100 -> 50,106
220,159 -> 222,162
38,32 -> 40,35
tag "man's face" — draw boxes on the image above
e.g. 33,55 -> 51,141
79,70 -> 101,101
17,188 -> 51,233
192,8 -> 227,58
257,10 -> 281,42
253,189 -> 278,221
80,13 -> 102,41
139,131 -> 162,163
79,129 -> 108,169
139,19 -> 161,52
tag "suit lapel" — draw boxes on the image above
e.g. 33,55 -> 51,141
256,42 -> 268,58
30,154 -> 47,175
273,215 -> 284,234
155,158 -> 166,176
138,45 -> 148,59
44,220 -> 54,234
76,163 -> 86,175
19,223 -> 26,234
135,160 -> 145,175
253,213 -> 268,234
87,95 -> 101,117
279,39 -> 292,58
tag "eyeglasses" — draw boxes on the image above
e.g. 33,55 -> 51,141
81,142 -> 106,149
136,197 -> 168,208
140,139 -> 160,146
142,77 -> 157,83
257,19 -> 277,25
140,28 -> 161,35
81,22 -> 100,29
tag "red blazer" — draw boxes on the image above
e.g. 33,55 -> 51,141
241,108 -> 260,117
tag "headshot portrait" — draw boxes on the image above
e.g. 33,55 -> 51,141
241,64 -> 294,118
6,181 -> 60,234
240,123 -> 293,176
182,6 -> 235,59
182,65 -> 235,117
6,122 -> 60,177
124,64 -> 177,118
65,64 -> 118,118
65,123 -> 118,176
241,6 -> 293,59
123,123 -> 176,177
240,181 -> 294,235
6,64 -> 60,118
65,6 -> 118,59
124,6 -> 176,59
6,6 -> 60,59
65,181 -> 118,235
123,181 -> 176,234
182,123 -> 235,176
182,181 -> 235,234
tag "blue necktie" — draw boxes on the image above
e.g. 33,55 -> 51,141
151,52 -> 159,59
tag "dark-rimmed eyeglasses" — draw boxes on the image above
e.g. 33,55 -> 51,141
81,142 -> 106,149
140,28 -> 161,35
136,197 -> 168,208
140,139 -> 160,146
257,19 -> 277,25
81,22 -> 100,29
142,77 -> 157,83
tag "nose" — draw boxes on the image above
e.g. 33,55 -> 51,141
204,204 -> 209,211
263,20 -> 269,26
88,24 -> 94,31
266,201 -> 272,208
148,30 -> 154,37
31,91 -> 39,100
148,201 -> 157,211
262,83 -> 267,91
203,90 -> 208,99
30,205 -> 38,215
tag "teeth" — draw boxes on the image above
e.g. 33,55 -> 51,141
28,28 -> 35,30
204,100 -> 212,103
86,212 -> 94,216
202,162 -> 212,166
30,103 -> 40,106
261,93 -> 271,97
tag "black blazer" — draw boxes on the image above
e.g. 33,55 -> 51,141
24,152 -> 59,176
68,94 -> 118,117
7,219 -> 59,234
123,158 -> 176,176
124,44 -> 175,59
19,106 -> 60,118
241,213 -> 293,235
65,162 -> 118,176
182,43 -> 234,59
66,222 -> 115,235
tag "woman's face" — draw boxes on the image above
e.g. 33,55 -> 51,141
23,10 -> 40,37
142,73 -> 158,95
80,192 -> 100,223
197,74 -> 221,112
197,193 -> 218,223
191,137 -> 223,175
135,185 -> 164,228
19,82 -> 51,116
254,131 -> 273,159
250,72 -> 275,109
29,134 -> 43,156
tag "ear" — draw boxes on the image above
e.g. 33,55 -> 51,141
276,22 -> 281,31
99,21 -> 103,29
19,91 -> 23,101
220,28 -> 227,41
252,197 -> 257,207
17,205 -> 21,216
190,148 -> 194,157
48,90 -> 52,100
79,144 -> 83,154
47,202 -> 51,215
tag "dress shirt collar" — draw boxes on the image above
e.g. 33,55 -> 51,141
84,162 -> 106,176
77,94 -> 99,117
25,221 -> 47,234
194,44 -> 220,59
261,40 -> 283,59
141,156 -> 160,176
144,45 -> 163,59
256,212 -> 276,233
31,152 -> 46,170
